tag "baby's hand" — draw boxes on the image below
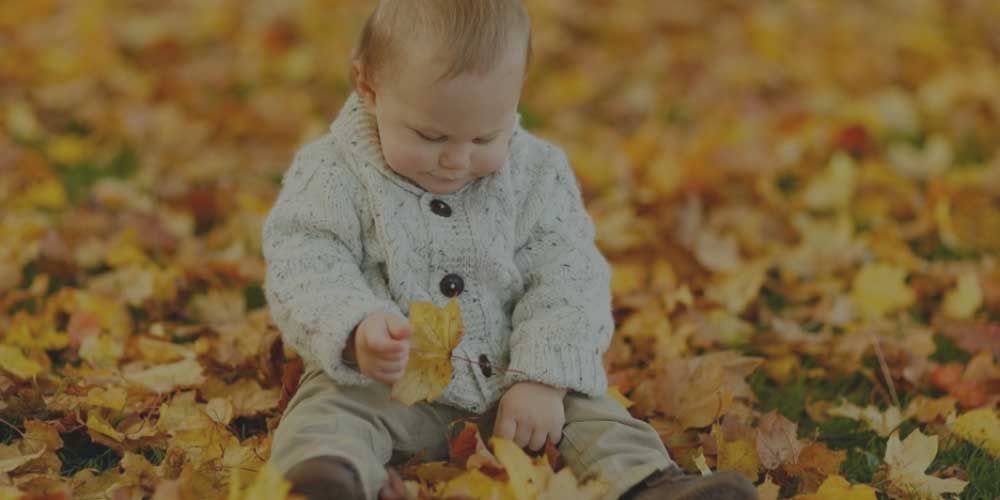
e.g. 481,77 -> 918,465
494,381 -> 567,451
347,313 -> 412,384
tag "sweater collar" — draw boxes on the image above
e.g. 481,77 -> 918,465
329,92 -> 425,195
329,92 -> 524,197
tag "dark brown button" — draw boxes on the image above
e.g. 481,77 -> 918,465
430,199 -> 452,217
440,273 -> 464,297
478,354 -> 493,377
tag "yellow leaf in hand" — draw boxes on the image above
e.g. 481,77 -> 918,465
884,429 -> 967,499
391,299 -> 465,405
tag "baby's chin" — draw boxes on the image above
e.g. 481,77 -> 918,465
415,175 -> 470,195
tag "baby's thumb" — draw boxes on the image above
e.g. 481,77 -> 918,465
386,315 -> 412,342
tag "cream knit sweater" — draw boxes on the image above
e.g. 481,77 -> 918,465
263,93 -> 614,413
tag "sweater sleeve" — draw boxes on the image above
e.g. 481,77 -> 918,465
506,146 -> 614,397
262,140 -> 401,386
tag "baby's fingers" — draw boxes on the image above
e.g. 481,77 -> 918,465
494,412 -> 517,443
527,428 -> 547,451
367,324 -> 409,356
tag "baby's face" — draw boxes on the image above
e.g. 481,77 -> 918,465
361,43 -> 526,194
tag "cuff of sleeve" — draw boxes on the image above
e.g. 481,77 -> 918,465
506,340 -> 608,397
307,301 -> 402,387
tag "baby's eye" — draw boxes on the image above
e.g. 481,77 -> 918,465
415,130 -> 447,143
473,136 -> 497,145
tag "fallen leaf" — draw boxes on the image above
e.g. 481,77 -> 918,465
850,263 -> 916,319
124,358 -> 206,393
757,475 -> 781,500
884,429 -> 967,499
941,271 -> 982,319
795,475 -> 877,500
228,462 -> 290,500
756,410 -> 805,470
0,345 -> 42,379
828,401 -> 905,437
537,468 -> 606,500
949,408 -> 1000,458
492,438 -> 550,500
439,469 -> 512,500
693,449 -> 712,476
607,386 -> 634,409
712,422 -> 759,480
657,352 -> 763,429
783,442 -> 847,492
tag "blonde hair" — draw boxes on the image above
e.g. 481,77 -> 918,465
352,0 -> 532,87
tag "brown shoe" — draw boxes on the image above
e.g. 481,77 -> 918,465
625,468 -> 758,500
284,456 -> 365,500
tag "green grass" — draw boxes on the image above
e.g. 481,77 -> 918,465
57,429 -> 122,476
56,146 -> 138,204
775,173 -> 800,196
932,441 -> 1000,500
929,334 -> 972,364
140,447 -> 167,466
0,416 -> 22,445
749,360 -> 879,429
245,283 -> 267,310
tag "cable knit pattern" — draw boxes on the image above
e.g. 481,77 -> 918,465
263,93 -> 614,413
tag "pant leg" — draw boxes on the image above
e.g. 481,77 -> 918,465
269,368 -> 464,500
558,392 -> 677,500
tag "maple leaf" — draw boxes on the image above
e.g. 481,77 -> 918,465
439,469 -> 513,500
782,442 -> 847,493
448,423 -> 503,473
123,358 -> 206,393
802,152 -> 857,210
712,421 -> 760,480
756,410 -> 805,470
656,352 -> 763,429
941,271 -> 983,319
756,475 -> 781,500
536,468 -> 606,500
949,408 -> 1000,458
795,475 -> 877,500
0,345 -> 42,379
850,262 -> 916,319
492,438 -> 550,500
883,429 -> 967,499
391,299 -> 464,406
228,462 -> 291,500
936,317 -> 1000,358
828,401 -> 906,437
606,386 -> 634,409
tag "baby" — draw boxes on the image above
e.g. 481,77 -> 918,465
262,1 -> 757,499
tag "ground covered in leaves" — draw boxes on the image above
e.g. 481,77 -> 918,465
2,0 -> 1000,499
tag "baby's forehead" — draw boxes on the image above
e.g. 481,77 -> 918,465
362,0 -> 531,82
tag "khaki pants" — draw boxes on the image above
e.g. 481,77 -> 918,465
270,369 -> 675,500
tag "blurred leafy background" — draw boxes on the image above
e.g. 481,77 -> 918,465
1,1 -> 999,498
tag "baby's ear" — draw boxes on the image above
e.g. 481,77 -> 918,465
352,61 -> 378,113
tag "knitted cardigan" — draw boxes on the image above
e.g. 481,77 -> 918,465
262,93 -> 614,413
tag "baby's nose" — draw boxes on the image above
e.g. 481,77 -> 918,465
439,147 -> 471,170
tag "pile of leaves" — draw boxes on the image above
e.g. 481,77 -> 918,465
1,0 -> 999,498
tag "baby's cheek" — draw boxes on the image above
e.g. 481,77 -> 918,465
384,143 -> 428,176
476,146 -> 509,175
